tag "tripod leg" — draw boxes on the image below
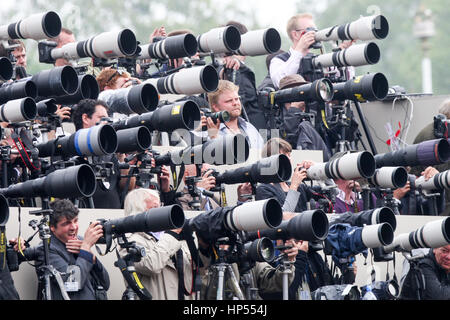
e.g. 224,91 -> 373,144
216,264 -> 226,300
226,265 -> 245,300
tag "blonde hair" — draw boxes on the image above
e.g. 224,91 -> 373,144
207,80 -> 239,107
124,188 -> 160,216
286,13 -> 314,41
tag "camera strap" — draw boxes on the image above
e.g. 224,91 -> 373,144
0,226 -> 6,270
11,131 -> 40,173
172,249 -> 191,299
180,223 -> 203,296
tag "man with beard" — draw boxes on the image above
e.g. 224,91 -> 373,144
206,80 -> 264,149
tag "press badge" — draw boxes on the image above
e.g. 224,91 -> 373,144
64,265 -> 81,292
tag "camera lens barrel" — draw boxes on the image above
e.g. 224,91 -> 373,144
0,11 -> 62,41
155,133 -> 249,166
236,28 -> 281,56
307,151 -> 376,181
115,126 -> 152,153
273,79 -> 334,104
243,237 -> 275,263
201,133 -> 250,165
69,124 -> 118,157
106,204 -> 185,235
36,98 -> 58,117
145,64 -> 219,95
51,29 -> 137,61
248,209 -> 329,242
374,139 -> 450,168
197,26 -> 241,54
98,83 -> 159,115
140,33 -> 198,60
36,124 -> 118,158
314,42 -> 380,68
146,100 -> 201,132
415,169 -> 450,191
0,164 -> 97,199
369,207 -> 397,231
53,74 -> 99,105
315,15 -> 389,42
369,166 -> 408,189
0,97 -> 37,122
214,154 -> 292,185
332,73 -> 389,102
384,217 -> 450,253
0,57 -> 13,81
112,100 -> 201,132
361,222 -> 394,248
225,198 -> 282,232
0,79 -> 38,105
32,66 -> 79,99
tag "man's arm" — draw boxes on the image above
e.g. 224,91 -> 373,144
124,233 -> 182,276
269,51 -> 303,89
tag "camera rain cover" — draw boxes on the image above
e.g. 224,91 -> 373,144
189,206 -> 235,243
326,223 -> 368,266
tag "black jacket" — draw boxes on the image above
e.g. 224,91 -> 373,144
400,249 -> 450,300
399,175 -> 446,215
255,183 -> 313,213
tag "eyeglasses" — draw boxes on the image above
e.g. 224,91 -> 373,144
106,69 -> 125,84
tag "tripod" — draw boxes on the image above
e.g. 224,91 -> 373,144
401,251 -> 427,300
328,104 -> 354,153
114,235 -> 152,300
272,246 -> 294,300
209,237 -> 245,300
28,204 -> 71,300
379,188 -> 401,215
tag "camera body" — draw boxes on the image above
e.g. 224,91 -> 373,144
434,114 -> 450,139
305,27 -> 323,50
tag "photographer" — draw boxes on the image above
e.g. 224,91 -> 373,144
334,178 -> 369,213
395,166 -> 446,215
255,138 -> 313,212
206,80 -> 264,149
32,199 -> 110,300
278,74 -> 331,161
400,244 -> 450,300
410,99 -> 450,216
0,39 -> 28,79
119,188 -> 194,300
269,13 -> 354,89
48,27 -> 76,67
269,13 -> 317,89
176,163 -> 221,211
218,21 -> 267,131
9,40 -> 27,70
71,99 -> 134,209
198,231 -> 298,300
96,68 -> 141,93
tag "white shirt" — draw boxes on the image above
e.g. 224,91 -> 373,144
269,47 -> 357,90
269,47 -> 305,90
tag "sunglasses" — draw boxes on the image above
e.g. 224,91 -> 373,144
106,69 -> 125,84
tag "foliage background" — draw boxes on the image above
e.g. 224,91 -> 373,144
1,0 -> 447,94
